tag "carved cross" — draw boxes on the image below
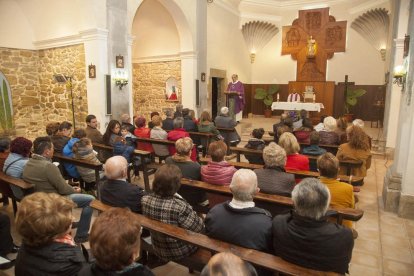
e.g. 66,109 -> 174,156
282,8 -> 347,82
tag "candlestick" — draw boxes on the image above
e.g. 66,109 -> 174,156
313,94 -> 316,103
277,93 -> 280,101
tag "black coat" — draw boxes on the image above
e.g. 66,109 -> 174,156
15,242 -> 85,276
99,179 -> 145,213
272,212 -> 354,274
162,118 -> 174,131
205,201 -> 273,252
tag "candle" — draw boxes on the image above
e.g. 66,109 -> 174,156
277,93 -> 280,101
313,94 -> 316,102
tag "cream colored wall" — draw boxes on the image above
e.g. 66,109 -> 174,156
0,0 -> 106,49
131,0 -> 180,58
0,0 -> 34,49
207,3 -> 251,83
250,2 -> 389,84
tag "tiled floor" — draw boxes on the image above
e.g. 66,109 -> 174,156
1,116 -> 413,275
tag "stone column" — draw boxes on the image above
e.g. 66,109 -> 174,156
81,28 -> 109,133
180,51 -> 197,112
383,0 -> 414,218
107,0 -> 130,123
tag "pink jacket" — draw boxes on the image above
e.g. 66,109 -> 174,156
201,161 -> 237,185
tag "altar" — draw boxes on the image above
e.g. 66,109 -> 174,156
271,102 -> 324,112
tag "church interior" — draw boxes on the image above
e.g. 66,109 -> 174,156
1,0 -> 414,275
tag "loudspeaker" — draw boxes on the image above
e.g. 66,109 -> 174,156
105,75 -> 112,115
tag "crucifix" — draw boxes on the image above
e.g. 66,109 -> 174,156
282,8 -> 347,82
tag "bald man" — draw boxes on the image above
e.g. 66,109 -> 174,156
200,252 -> 257,276
99,156 -> 145,213
204,169 -> 272,252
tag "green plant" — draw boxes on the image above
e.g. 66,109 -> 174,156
344,88 -> 366,114
254,84 -> 279,109
0,79 -> 13,130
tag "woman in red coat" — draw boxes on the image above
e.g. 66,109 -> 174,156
134,116 -> 153,153
279,132 -> 309,183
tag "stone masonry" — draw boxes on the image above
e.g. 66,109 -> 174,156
133,61 -> 181,121
0,45 -> 88,140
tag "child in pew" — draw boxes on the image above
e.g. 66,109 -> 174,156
120,125 -> 137,147
112,136 -> 135,163
301,131 -> 326,172
72,138 -> 103,191
244,128 -> 266,165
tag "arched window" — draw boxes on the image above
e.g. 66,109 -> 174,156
0,72 -> 13,131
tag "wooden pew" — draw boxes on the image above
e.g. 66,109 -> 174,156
92,143 -> 153,190
203,153 -> 364,186
0,171 -> 34,215
90,200 -> 341,275
180,178 -> 363,225
53,153 -> 103,184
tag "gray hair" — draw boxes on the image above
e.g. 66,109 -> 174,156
292,178 -> 330,220
120,113 -> 130,123
229,169 -> 257,202
352,119 -> 364,128
104,156 -> 128,180
323,116 -> 337,131
220,107 -> 229,116
173,117 -> 184,129
263,142 -> 286,168
165,110 -> 173,118
176,104 -> 183,112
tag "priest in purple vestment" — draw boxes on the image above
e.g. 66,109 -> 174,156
226,74 -> 245,121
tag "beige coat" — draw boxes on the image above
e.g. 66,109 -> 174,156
336,143 -> 371,177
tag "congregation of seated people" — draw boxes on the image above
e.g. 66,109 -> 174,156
0,108 -> 369,275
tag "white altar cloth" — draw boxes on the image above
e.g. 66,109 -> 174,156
271,102 -> 324,112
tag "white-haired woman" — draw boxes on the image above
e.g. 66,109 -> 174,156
319,116 -> 339,145
254,143 -> 295,196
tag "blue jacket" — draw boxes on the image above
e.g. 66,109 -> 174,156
62,138 -> 80,178
113,142 -> 134,163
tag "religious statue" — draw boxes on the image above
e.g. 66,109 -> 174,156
307,36 -> 317,58
226,74 -> 245,122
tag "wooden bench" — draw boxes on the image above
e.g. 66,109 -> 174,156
90,200 -> 341,275
53,153 -> 103,184
180,178 -> 363,225
0,171 -> 34,215
208,152 -> 364,185
92,143 -> 153,190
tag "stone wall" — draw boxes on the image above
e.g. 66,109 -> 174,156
132,61 -> 181,121
0,45 -> 88,140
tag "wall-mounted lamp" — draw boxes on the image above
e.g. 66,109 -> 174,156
393,65 -> 406,91
113,70 -> 128,90
380,48 -> 386,61
115,78 -> 128,90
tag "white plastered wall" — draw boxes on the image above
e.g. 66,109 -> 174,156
206,3 -> 252,83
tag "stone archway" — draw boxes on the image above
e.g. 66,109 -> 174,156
129,0 -> 197,118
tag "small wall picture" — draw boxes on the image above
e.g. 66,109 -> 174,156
88,64 -> 96,78
116,55 -> 124,68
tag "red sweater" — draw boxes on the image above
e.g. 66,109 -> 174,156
134,127 -> 153,152
286,154 -> 310,183
167,128 -> 197,161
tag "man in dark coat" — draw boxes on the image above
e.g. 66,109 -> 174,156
99,156 -> 145,213
272,178 -> 354,274
162,110 -> 174,131
214,107 -> 240,150
205,169 -> 272,252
